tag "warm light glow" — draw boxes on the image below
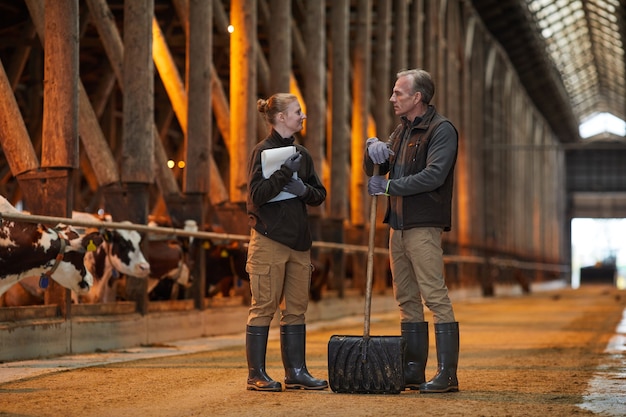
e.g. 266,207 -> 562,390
228,25 -> 234,33
177,160 -> 186,169
167,160 -> 175,169
153,18 -> 187,133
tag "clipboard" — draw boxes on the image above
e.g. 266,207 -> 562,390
261,146 -> 298,202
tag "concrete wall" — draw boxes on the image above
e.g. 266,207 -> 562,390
0,291 -> 399,362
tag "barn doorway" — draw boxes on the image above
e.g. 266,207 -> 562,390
571,218 -> 626,290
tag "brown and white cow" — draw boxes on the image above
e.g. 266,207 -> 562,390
137,218 -> 195,301
0,197 -> 97,297
72,212 -> 150,303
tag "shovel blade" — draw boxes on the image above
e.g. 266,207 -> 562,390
328,335 -> 405,394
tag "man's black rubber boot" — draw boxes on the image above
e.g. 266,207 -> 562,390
401,321 -> 429,390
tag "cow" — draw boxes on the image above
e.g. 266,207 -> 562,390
71,212 -> 151,303
145,238 -> 191,301
203,239 -> 249,300
309,256 -> 331,302
0,275 -> 44,307
0,197 -> 97,297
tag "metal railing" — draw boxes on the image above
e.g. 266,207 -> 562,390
0,210 -> 571,275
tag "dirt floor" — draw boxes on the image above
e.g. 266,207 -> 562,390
0,285 -> 625,417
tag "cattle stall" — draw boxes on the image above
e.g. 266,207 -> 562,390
1,1 -> 573,360
0,210 -> 568,361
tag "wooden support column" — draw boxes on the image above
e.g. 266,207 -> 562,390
85,0 -> 181,205
25,0 -> 79,314
184,0 -> 211,198
122,0 -> 154,314
170,0 -> 243,228
409,0 -> 425,69
185,0 -> 212,309
326,0 -> 350,296
373,0 -> 392,139
303,0 -> 326,240
122,0 -> 154,195
269,0 -> 290,93
26,0 -> 121,201
40,0 -> 78,186
351,0 -> 383,293
350,0 -> 371,228
230,0 -> 257,203
392,0 -> 409,75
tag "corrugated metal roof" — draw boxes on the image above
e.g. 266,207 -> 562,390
472,0 -> 626,143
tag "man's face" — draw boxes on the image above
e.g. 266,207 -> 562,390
282,100 -> 306,133
389,76 -> 420,119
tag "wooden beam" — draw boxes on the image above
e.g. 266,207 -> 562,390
0,61 -> 39,176
230,0 -> 257,203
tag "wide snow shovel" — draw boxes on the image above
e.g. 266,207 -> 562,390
327,166 -> 405,394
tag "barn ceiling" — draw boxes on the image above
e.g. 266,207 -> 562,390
471,0 -> 626,144
1,0 -> 625,144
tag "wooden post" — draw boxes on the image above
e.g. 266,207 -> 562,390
350,0 -> 371,228
303,0 -> 326,242
230,0 -> 257,203
373,0 -> 392,140
269,0 -> 290,94
25,0 -> 79,315
409,0 -> 425,69
84,0 -> 181,201
26,0 -> 120,198
185,0 -> 211,197
327,0 -> 350,296
392,0 -> 409,75
122,0 -> 154,314
184,0 -> 212,309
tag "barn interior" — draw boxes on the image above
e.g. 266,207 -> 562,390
1,0 -> 625,361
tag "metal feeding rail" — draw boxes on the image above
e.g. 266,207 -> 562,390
0,211 -> 570,274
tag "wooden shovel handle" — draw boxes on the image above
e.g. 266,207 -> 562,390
363,165 -> 379,338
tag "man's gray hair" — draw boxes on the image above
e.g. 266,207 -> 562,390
397,69 -> 435,104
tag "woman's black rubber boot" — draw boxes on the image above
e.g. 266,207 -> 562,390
281,324 -> 328,390
246,325 -> 282,391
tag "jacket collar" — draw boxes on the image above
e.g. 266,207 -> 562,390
268,128 -> 296,146
400,105 -> 437,130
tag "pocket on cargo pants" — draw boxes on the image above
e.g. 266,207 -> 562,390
246,262 -> 276,323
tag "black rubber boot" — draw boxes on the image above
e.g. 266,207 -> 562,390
246,325 -> 282,391
280,324 -> 328,390
419,322 -> 459,393
401,322 -> 429,390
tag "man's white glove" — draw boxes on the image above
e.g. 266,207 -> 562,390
366,137 -> 394,164
368,176 -> 390,196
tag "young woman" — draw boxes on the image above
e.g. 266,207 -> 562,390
245,93 -> 327,392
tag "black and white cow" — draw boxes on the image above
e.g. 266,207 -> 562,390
71,212 -> 151,303
0,197 -> 97,297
